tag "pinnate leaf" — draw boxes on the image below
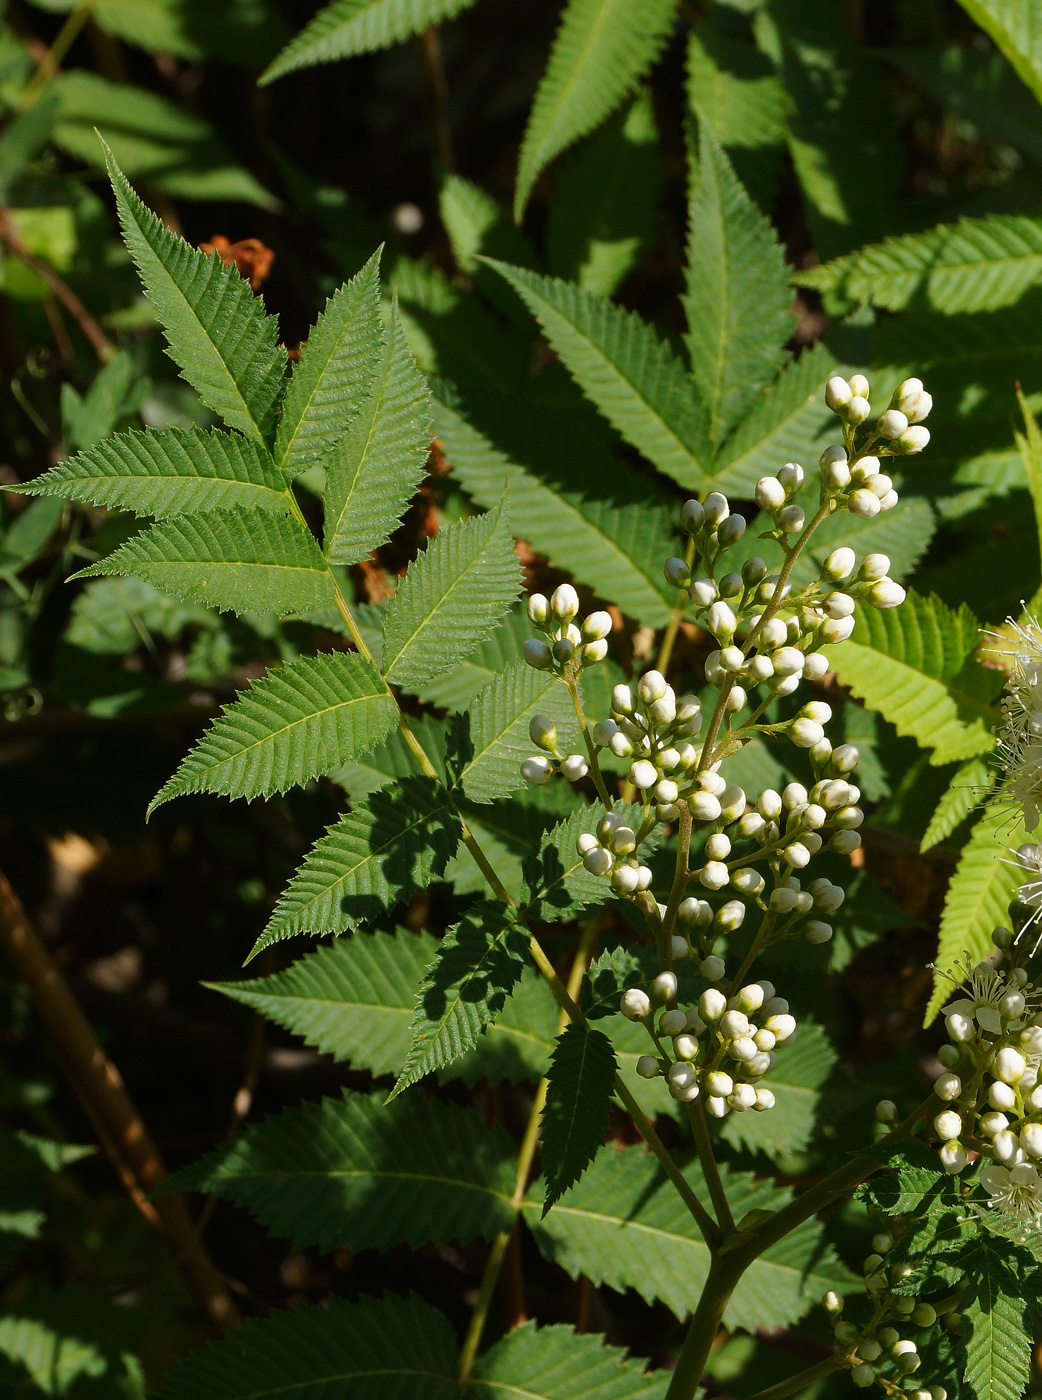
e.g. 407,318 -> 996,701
103,143 -> 286,444
255,775 -> 460,951
155,1293 -> 458,1400
525,1145 -> 854,1331
523,802 -> 648,922
453,661 -> 576,804
482,260 -> 708,490
75,508 -> 336,619
275,249 -> 384,479
381,503 -> 521,689
150,652 -> 396,810
541,1023 -> 616,1213
261,0 -> 480,83
21,427 -> 291,518
391,903 -> 529,1099
796,215 -> 1042,314
683,122 -> 792,441
323,303 -> 432,564
962,1249 -> 1033,1400
926,812 -> 1027,1023
170,1089 -> 515,1251
514,0 -> 677,220
921,757 -> 991,852
470,1322 -> 668,1400
829,591 -> 1000,768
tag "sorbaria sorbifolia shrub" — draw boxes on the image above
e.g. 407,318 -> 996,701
22,139 -> 1042,1400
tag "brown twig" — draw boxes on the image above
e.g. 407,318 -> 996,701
0,867 -> 243,1332
416,25 -> 455,172
0,208 -> 116,362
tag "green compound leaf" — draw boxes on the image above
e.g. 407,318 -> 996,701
74,508 -> 336,619
795,215 -> 1042,315
470,1322 -> 668,1400
546,89 -> 662,299
719,1020 -> 838,1158
154,1293 -> 458,1400
169,1089 -> 515,1252
525,1145 -> 854,1331
412,608 -> 532,711
150,652 -> 396,810
955,0 -> 1042,107
926,812 -> 1026,1024
514,0 -> 677,221
209,929 -> 436,1078
103,144 -> 286,445
261,0 -> 480,84
391,903 -> 530,1099
453,661 -> 576,805
432,399 -> 675,628
275,249 -> 383,479
323,303 -> 433,565
921,757 -> 991,853
381,502 -> 521,689
962,1250 -> 1033,1400
827,591 -> 1000,768
542,1023 -> 616,1214
255,776 -> 460,951
19,427 -> 292,519
707,341 -> 837,497
482,259 -> 709,490
683,122 -> 792,443
209,933 -> 557,1086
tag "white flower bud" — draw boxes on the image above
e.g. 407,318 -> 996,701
582,610 -> 613,641
770,647 -> 804,678
690,791 -> 722,822
729,1082 -> 757,1110
878,489 -> 899,511
610,864 -> 639,894
867,472 -> 894,500
560,753 -> 588,781
638,670 -> 667,704
933,1071 -> 961,1102
758,789 -> 783,819
939,1141 -> 967,1173
993,1047 -> 1027,1084
766,1013 -> 797,1040
705,1095 -> 728,1117
609,732 -> 634,758
831,744 -> 860,772
875,1099 -> 897,1123
993,1128 -> 1021,1163
805,921 -> 833,944
790,718 -> 825,749
819,616 -> 855,644
945,1011 -> 974,1043
664,557 -> 692,588
1020,1123 -> 1042,1157
822,458 -> 851,489
651,971 -> 677,1003
700,861 -> 730,890
868,579 -> 906,609
522,755 -> 554,785
681,498 -> 704,532
830,830 -> 862,854
592,720 -> 619,749
847,395 -> 871,423
878,408 -> 909,439
894,425 -> 930,454
629,759 -> 658,789
1001,990 -> 1026,1019
894,376 -> 922,399
653,778 -> 678,806
819,444 -> 848,469
859,553 -> 889,582
689,578 -> 717,609
849,488 -> 881,519
706,1070 -> 733,1098
777,504 -> 805,533
576,832 -> 598,855
735,983 -> 765,1014
847,374 -> 870,397
707,601 -> 737,641
731,869 -> 764,897
770,887 -> 799,913
824,592 -> 855,620
582,846 -> 612,876
621,988 -> 651,1021
523,638 -> 552,670
636,1054 -> 661,1078
679,898 -> 712,929
822,549 -> 855,584
755,477 -> 786,511
648,692 -> 677,725
529,715 -> 558,751
527,593 -> 549,625
720,1010 -> 751,1041
754,1087 -> 775,1111
988,1080 -> 1016,1112
636,865 -> 653,890
933,1110 -> 962,1141
550,583 -> 579,621
700,988 -> 727,1022
703,491 -> 729,527
611,683 -> 635,715
825,376 -> 852,411
1020,1025 -> 1042,1054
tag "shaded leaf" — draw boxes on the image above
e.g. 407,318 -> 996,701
471,1322 -> 668,1400
542,1022 -> 616,1213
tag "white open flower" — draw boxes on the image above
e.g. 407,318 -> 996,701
980,1161 -> 1042,1227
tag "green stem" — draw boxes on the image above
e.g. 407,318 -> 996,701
20,1 -> 94,105
665,1253 -> 744,1400
566,674 -> 614,811
658,800 -> 692,972
687,1094 -> 735,1234
655,535 -> 696,676
744,1356 -> 844,1400
725,910 -> 776,998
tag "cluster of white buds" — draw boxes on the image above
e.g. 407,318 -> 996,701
576,810 -> 654,895
522,584 -> 613,675
823,1270 -> 951,1394
825,373 -> 932,458
622,972 -> 793,1117
595,672 -> 703,821
927,943 -> 1042,1225
520,713 -> 590,788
